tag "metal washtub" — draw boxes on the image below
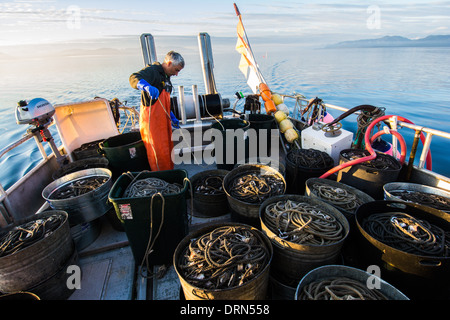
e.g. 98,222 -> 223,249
42,168 -> 113,225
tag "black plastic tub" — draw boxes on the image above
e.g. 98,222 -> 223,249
337,149 -> 402,200
191,169 -> 229,217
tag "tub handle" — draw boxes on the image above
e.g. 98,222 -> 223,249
192,288 -> 212,300
419,259 -> 442,267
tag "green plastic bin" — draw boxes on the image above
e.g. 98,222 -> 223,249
108,169 -> 189,266
99,132 -> 150,178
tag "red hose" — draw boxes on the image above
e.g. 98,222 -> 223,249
319,115 -> 411,179
369,130 -> 406,163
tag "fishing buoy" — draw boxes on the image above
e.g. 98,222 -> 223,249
276,103 -> 289,116
271,94 -> 283,105
259,83 -> 277,114
274,110 -> 287,123
264,100 -> 277,115
284,128 -> 299,143
259,83 -> 272,101
279,119 -> 294,133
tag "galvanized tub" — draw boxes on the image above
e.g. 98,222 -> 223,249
259,195 -> 349,285
384,182 -> 450,213
295,265 -> 409,300
42,168 -> 113,225
223,164 -> 286,227
0,211 -> 75,293
174,222 -> 273,300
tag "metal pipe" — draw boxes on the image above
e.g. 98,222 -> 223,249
192,85 -> 201,122
198,33 -> 217,94
140,33 -> 157,66
406,129 -> 421,180
419,132 -> 433,168
178,86 -> 187,125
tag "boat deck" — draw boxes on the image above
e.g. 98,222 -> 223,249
68,162 -> 233,300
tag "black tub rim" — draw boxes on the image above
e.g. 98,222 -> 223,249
210,118 -> 250,131
99,131 -> 144,149
173,222 -> 273,299
355,200 -> 450,261
191,169 -> 229,196
259,194 -> 350,250
285,148 -> 335,171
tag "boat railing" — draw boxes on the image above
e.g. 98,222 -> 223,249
282,93 -> 450,171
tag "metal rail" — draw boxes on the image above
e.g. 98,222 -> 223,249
283,93 -> 450,170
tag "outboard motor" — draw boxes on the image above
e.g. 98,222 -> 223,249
16,98 -> 55,126
15,98 -> 65,165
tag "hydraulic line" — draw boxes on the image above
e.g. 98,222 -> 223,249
319,115 -> 407,179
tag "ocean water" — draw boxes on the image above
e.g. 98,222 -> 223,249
0,36 -> 449,190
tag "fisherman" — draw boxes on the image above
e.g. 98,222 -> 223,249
129,51 -> 185,171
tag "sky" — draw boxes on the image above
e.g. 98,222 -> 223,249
0,0 -> 449,47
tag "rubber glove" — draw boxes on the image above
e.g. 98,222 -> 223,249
170,111 -> 180,128
137,79 -> 159,100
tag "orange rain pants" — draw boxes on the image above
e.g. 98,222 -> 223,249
139,89 -> 174,171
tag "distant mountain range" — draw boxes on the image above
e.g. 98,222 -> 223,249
326,35 -> 450,48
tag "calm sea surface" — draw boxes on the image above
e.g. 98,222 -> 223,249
0,37 -> 449,189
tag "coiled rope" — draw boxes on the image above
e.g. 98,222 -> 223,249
263,199 -> 345,245
362,212 -> 449,257
228,172 -> 284,204
0,214 -> 64,257
122,171 -> 194,278
298,277 -> 388,300
310,182 -> 363,213
390,190 -> 450,212
287,148 -> 334,169
179,226 -> 269,290
194,175 -> 224,196
49,176 -> 108,199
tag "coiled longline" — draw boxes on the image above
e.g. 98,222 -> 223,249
362,212 -> 449,257
298,277 -> 388,300
310,182 -> 363,213
123,172 -> 181,198
263,199 -> 345,245
390,190 -> 450,212
0,214 -> 64,257
179,226 -> 269,290
228,172 -> 285,204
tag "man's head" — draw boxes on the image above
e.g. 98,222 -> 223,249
162,51 -> 184,77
